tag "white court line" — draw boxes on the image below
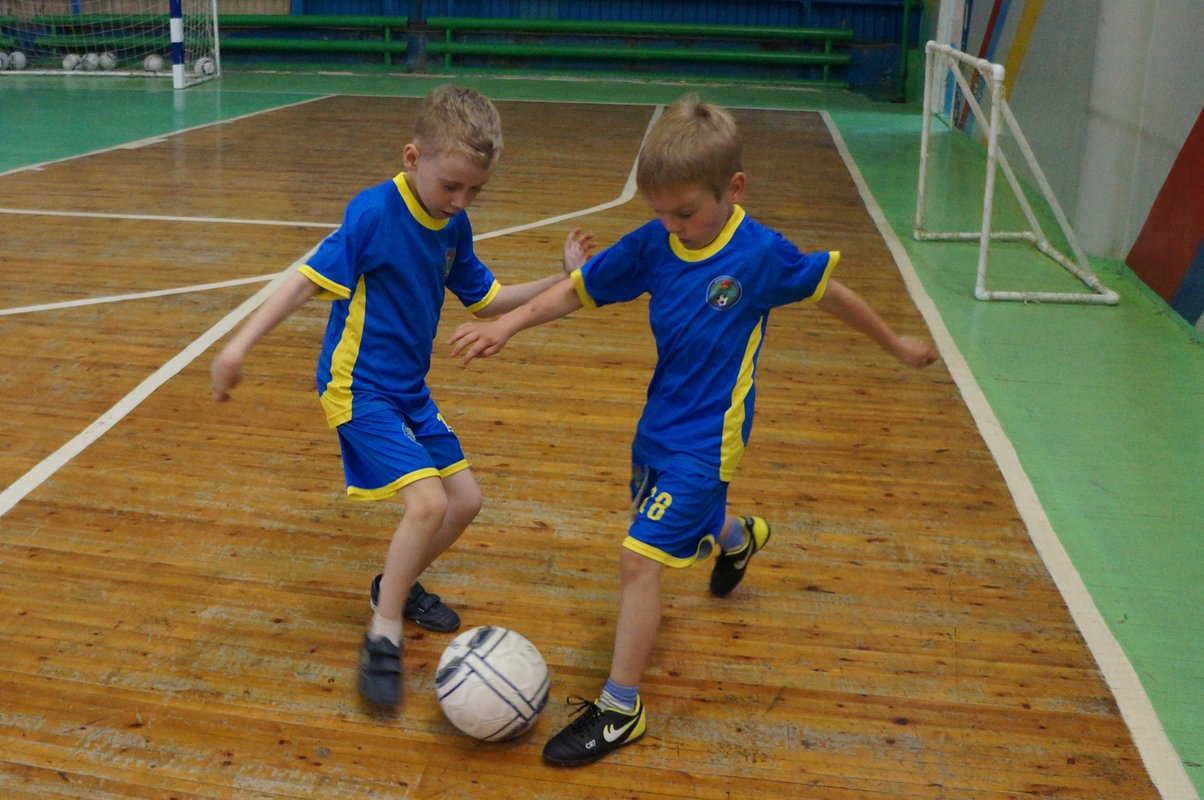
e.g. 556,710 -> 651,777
0,266 -> 300,521
0,104 -> 665,320
0,207 -> 338,229
0,275 -> 279,317
0,104 -> 665,520
820,111 -> 1197,800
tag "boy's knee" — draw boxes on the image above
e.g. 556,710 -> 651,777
452,480 -> 483,519
618,547 -> 662,584
404,480 -> 450,525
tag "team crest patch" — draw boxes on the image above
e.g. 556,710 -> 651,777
706,276 -> 742,310
443,248 -> 456,277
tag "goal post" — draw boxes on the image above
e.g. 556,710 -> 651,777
0,0 -> 219,88
914,41 -> 1118,305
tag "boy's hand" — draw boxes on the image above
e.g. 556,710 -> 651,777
211,347 -> 244,402
893,336 -> 939,369
449,321 -> 512,365
562,227 -> 595,274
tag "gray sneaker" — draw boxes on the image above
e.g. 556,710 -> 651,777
357,634 -> 401,709
370,575 -> 461,633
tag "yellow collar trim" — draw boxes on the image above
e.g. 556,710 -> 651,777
669,205 -> 745,262
394,173 -> 446,231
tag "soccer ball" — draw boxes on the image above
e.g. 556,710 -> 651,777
10,51 -> 27,70
0,52 -> 10,71
194,56 -> 215,76
63,53 -> 83,71
143,54 -> 164,72
81,52 -> 100,71
98,52 -> 117,70
435,626 -> 549,742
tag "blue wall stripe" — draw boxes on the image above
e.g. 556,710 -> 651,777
1169,239 -> 1204,326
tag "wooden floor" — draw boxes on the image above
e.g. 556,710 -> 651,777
0,97 -> 1160,798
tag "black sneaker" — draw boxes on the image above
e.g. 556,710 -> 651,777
542,695 -> 646,767
709,516 -> 772,597
370,575 -> 461,633
357,634 -> 401,709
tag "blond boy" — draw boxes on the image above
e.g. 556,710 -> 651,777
212,85 -> 593,709
449,95 -> 937,764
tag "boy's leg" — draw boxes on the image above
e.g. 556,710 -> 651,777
359,476 -> 448,709
542,547 -> 656,767
610,548 -> 663,687
424,468 -> 483,564
369,468 -> 481,631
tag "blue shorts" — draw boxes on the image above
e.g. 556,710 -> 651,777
624,462 -> 727,568
334,395 -> 468,500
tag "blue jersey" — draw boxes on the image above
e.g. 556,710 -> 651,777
572,206 -> 837,482
299,173 -> 500,427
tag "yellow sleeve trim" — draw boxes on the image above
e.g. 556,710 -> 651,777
465,280 -> 501,315
570,268 -> 597,309
298,264 -> 352,300
800,250 -> 840,307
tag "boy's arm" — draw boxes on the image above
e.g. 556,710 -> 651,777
475,228 -> 594,318
449,278 -> 584,365
211,269 -> 320,401
816,279 -> 938,369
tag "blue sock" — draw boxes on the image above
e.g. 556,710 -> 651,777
717,517 -> 747,553
599,679 -> 638,713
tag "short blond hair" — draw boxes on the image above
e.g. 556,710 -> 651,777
636,95 -> 742,198
413,85 -> 503,170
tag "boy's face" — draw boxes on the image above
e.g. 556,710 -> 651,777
403,143 -> 493,220
643,173 -> 745,251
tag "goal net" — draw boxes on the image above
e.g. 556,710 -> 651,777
0,0 -> 219,88
914,41 -> 1118,305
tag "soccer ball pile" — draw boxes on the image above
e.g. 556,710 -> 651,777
0,51 -> 27,70
435,626 -> 549,742
61,52 -> 118,71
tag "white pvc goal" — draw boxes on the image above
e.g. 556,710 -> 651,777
0,0 -> 219,88
914,41 -> 1118,305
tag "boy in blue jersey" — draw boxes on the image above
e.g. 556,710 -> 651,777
449,95 -> 939,765
210,85 -> 594,710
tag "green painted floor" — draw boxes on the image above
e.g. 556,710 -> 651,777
2,69 -> 1200,796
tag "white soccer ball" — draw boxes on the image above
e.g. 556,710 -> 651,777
143,53 -> 164,72
194,56 -> 215,76
98,51 -> 117,70
81,52 -> 100,71
62,53 -> 82,71
435,626 -> 549,742
10,51 -> 27,70
0,52 -> 10,71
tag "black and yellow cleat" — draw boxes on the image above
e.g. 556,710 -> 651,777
709,516 -> 772,597
542,695 -> 646,767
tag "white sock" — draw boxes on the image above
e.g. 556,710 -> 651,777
369,612 -> 402,648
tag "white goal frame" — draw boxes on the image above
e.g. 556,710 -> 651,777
914,41 -> 1118,305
